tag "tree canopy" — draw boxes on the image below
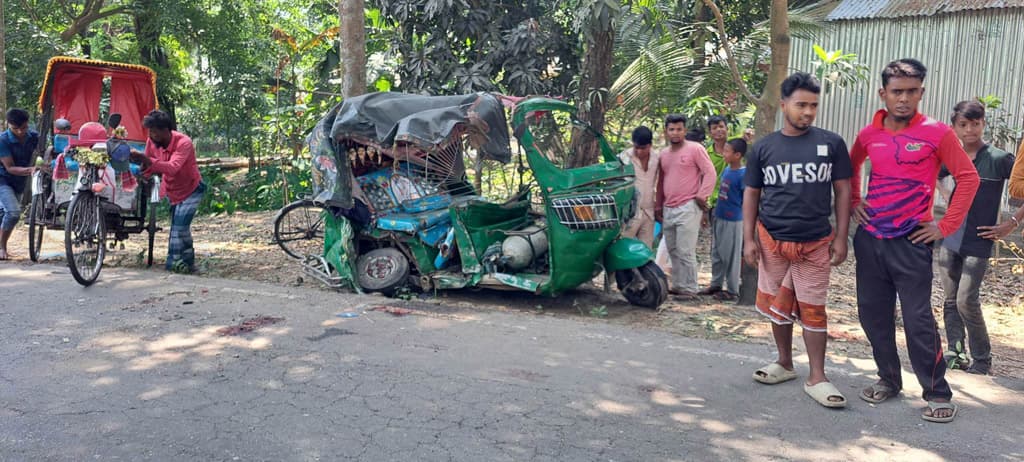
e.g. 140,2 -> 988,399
3,0 -> 834,162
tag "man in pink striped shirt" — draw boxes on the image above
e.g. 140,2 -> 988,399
850,59 -> 978,423
655,114 -> 717,299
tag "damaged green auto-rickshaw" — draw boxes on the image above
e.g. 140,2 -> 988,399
299,92 -> 667,309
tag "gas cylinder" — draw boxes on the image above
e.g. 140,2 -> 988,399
500,226 -> 548,270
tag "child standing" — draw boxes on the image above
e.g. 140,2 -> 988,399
707,138 -> 747,301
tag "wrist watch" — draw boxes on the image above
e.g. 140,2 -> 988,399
1011,216 -> 1021,228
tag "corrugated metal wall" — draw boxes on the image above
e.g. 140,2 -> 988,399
789,8 -> 1024,152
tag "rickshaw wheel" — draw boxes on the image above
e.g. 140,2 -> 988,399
356,247 -> 410,295
28,194 -> 46,262
64,192 -> 107,286
146,201 -> 157,267
615,261 -> 668,309
274,199 -> 327,259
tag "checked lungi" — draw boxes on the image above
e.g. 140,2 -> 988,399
166,182 -> 206,271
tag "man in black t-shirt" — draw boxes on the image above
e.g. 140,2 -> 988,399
743,73 -> 853,408
936,100 -> 1022,376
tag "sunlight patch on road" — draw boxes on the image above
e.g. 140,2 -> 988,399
128,351 -> 186,371
91,376 -> 119,386
670,412 -> 696,424
700,419 -> 735,434
651,389 -> 682,406
594,399 -> 637,415
138,385 -> 175,400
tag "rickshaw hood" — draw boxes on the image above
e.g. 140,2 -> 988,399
328,92 -> 512,163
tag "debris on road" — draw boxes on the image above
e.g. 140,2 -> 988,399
369,306 -> 414,316
216,316 -> 285,336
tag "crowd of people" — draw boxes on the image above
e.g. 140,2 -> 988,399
619,59 -> 1024,423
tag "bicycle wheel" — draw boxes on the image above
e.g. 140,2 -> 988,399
273,200 -> 327,259
64,191 -> 107,286
146,200 -> 158,267
28,194 -> 46,262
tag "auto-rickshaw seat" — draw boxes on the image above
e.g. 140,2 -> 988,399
452,197 -> 531,228
376,208 -> 451,233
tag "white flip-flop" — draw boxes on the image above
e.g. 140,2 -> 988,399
804,381 -> 847,408
753,363 -> 797,385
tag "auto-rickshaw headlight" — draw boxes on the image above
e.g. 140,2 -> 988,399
552,194 -> 618,230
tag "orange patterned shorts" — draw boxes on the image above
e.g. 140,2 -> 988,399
754,222 -> 833,332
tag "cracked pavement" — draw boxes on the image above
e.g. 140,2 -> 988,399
2,263 -> 1023,461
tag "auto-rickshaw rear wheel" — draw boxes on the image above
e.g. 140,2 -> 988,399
615,261 -> 668,309
356,247 -> 410,295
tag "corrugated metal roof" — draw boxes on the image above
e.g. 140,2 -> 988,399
827,0 -> 1024,20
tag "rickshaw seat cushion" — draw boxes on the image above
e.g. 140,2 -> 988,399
400,194 -> 451,213
376,208 -> 451,233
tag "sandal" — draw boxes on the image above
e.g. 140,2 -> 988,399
697,286 -> 722,295
714,291 -> 738,301
859,381 -> 899,404
965,362 -> 991,376
753,363 -> 797,385
804,381 -> 847,408
670,290 -> 699,301
922,401 -> 958,423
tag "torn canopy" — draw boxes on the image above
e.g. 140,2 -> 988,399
308,92 -> 512,207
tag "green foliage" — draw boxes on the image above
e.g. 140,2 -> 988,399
689,6 -> 824,107
947,340 -> 969,370
196,156 -> 313,216
684,96 -> 727,125
811,44 -> 869,93
609,9 -> 696,121
2,2 -> 71,113
372,0 -> 579,96
977,95 -> 1023,150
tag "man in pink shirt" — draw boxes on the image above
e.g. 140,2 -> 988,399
129,110 -> 206,273
850,59 -> 979,423
655,114 -> 716,299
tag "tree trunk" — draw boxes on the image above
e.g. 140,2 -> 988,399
689,1 -> 710,72
339,0 -> 367,99
736,0 -> 790,306
569,8 -> 615,168
755,0 -> 790,138
0,0 -> 7,113
134,2 -> 175,123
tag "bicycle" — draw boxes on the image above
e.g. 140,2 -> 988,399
273,198 -> 327,259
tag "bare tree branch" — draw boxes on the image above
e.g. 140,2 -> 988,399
59,1 -> 129,42
702,0 -> 760,105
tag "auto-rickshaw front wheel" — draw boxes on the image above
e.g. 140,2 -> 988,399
356,247 -> 410,296
615,261 -> 668,309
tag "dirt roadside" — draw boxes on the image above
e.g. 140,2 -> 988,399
8,209 -> 1024,379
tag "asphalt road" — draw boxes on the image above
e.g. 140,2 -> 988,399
2,263 -> 1022,461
